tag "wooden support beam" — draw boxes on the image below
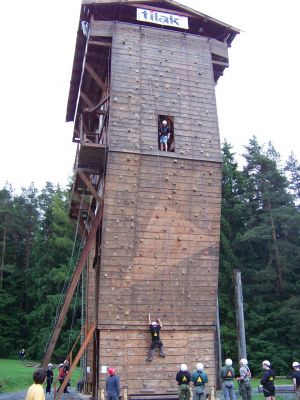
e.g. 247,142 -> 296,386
212,60 -> 229,68
55,322 -> 96,400
89,40 -> 112,47
80,91 -> 94,108
78,171 -> 102,206
41,207 -> 103,369
86,62 -> 106,92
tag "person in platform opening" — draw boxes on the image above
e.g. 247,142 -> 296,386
159,120 -> 170,151
146,313 -> 165,361
260,360 -> 275,400
106,367 -> 120,400
221,358 -> 236,400
176,363 -> 191,400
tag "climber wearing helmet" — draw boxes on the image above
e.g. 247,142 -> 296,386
237,359 -> 251,400
159,119 -> 170,151
106,367 -> 120,400
191,363 -> 208,400
146,313 -> 165,361
292,362 -> 300,400
260,360 -> 275,400
176,364 -> 191,400
220,358 -> 236,400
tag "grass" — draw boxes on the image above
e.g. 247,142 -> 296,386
0,359 -> 81,393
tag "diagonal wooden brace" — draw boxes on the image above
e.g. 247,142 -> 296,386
55,322 -> 96,400
41,206 -> 103,369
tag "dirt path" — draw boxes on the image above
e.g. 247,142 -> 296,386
0,389 -> 88,400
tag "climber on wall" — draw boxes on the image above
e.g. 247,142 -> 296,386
146,313 -> 166,361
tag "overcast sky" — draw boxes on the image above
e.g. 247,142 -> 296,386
0,0 -> 299,191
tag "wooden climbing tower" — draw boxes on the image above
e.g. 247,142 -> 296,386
44,1 -> 239,398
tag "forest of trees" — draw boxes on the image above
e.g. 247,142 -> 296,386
0,136 -> 299,375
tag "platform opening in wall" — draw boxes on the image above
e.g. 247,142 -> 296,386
158,115 -> 174,152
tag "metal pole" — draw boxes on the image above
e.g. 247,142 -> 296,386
234,270 -> 247,360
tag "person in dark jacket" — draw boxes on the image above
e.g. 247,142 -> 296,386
292,362 -> 300,400
260,360 -> 275,400
46,363 -> 54,394
106,367 -> 120,400
146,313 -> 165,361
176,364 -> 191,400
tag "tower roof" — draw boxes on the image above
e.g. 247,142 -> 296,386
66,0 -> 240,122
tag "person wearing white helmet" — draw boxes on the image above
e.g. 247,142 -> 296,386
46,363 -> 54,394
292,362 -> 300,400
146,313 -> 165,361
260,360 -> 275,400
220,358 -> 236,400
237,359 -> 251,400
191,363 -> 208,400
176,364 -> 191,400
159,119 -> 171,151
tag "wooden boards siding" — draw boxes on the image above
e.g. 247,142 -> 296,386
98,328 -> 217,393
106,22 -> 221,162
96,152 -> 221,393
87,20 -> 223,395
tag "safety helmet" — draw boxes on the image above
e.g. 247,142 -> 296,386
180,364 -> 188,372
262,360 -> 270,367
225,358 -> 233,366
151,321 -> 157,326
240,358 -> 248,366
59,363 -> 64,367
293,362 -> 300,368
108,367 -> 116,375
162,120 -> 168,125
48,363 -> 53,368
196,363 -> 204,371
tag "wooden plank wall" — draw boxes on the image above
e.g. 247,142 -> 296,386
107,23 -> 221,162
98,152 -> 221,393
86,21 -> 223,395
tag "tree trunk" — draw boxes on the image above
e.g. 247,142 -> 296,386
1,213 -> 7,289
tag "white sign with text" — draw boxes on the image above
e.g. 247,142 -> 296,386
137,8 -> 189,30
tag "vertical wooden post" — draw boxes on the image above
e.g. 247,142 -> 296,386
123,388 -> 128,400
234,270 -> 247,360
216,298 -> 222,388
0,213 -> 7,289
100,388 -> 105,400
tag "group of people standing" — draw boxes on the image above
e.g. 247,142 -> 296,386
220,358 -> 300,400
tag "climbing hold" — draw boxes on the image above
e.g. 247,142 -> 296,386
193,187 -> 197,192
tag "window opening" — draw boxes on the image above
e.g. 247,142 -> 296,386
158,115 -> 174,152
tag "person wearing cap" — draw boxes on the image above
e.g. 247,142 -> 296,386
191,363 -> 208,400
46,363 -> 54,394
146,313 -> 165,361
220,358 -> 236,400
237,359 -> 251,400
106,367 -> 120,400
292,362 -> 300,400
159,120 -> 171,151
260,360 -> 275,400
176,364 -> 191,400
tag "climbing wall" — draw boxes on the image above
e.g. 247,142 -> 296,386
92,21 -> 222,395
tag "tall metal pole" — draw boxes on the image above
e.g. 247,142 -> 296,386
234,270 -> 247,360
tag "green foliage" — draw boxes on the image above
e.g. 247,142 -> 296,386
219,137 -> 300,375
0,182 -> 80,361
